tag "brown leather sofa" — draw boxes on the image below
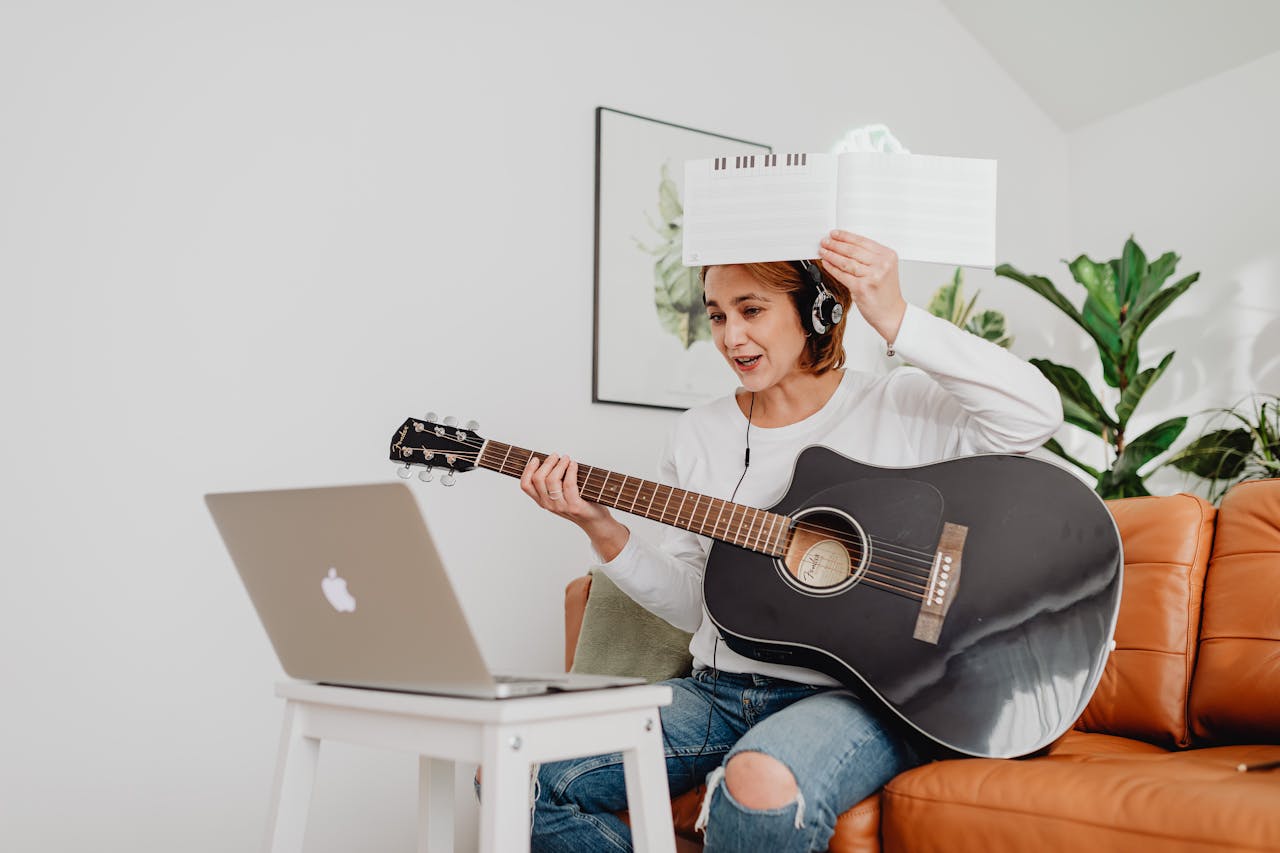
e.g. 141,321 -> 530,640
565,479 -> 1280,852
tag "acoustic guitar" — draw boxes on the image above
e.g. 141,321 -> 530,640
389,416 -> 1122,759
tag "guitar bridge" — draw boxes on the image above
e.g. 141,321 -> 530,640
913,522 -> 967,644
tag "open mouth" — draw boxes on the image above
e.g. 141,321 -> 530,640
734,355 -> 762,370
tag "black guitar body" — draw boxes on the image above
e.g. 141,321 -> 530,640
703,447 -> 1123,759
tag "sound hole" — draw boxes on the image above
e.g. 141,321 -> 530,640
779,508 -> 867,595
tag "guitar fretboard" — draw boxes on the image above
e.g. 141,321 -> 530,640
478,440 -> 790,557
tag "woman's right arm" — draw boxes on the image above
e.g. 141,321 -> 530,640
520,452 -> 630,560
520,439 -> 708,633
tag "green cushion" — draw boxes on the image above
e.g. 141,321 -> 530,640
570,569 -> 694,684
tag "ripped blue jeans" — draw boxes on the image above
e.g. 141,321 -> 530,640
527,668 -> 920,852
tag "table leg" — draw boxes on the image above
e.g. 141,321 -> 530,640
622,712 -> 676,853
265,702 -> 320,853
477,733 -> 533,853
418,757 -> 455,853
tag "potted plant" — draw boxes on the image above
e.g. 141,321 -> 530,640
1164,394 -> 1280,502
927,267 -> 1011,348
996,237 -> 1199,498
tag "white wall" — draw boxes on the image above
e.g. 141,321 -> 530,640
0,1 -> 1068,850
1066,49 -> 1280,492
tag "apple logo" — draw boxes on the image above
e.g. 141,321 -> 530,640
321,568 -> 357,613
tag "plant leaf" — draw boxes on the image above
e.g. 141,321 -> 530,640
1164,427 -> 1253,480
1139,251 -> 1179,311
965,309 -> 1011,348
1043,437 -> 1101,479
1116,350 -> 1175,427
1031,358 -> 1117,435
1119,271 -> 1198,370
1116,237 -> 1148,311
958,289 -> 980,329
1068,254 -> 1119,317
1082,296 -> 1123,387
1096,468 -> 1152,499
1125,271 -> 1199,339
1260,398 -> 1280,460
1111,417 -> 1187,482
927,269 -> 961,322
996,264 -> 1102,347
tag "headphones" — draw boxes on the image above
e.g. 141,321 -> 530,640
794,260 -> 843,336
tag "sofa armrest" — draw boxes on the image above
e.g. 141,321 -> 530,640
565,574 -> 593,671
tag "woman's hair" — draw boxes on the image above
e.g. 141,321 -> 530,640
700,261 -> 852,375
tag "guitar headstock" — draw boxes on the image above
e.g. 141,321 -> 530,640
389,414 -> 484,485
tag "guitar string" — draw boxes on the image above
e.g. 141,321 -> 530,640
419,432 -> 942,563
397,440 -> 939,579
406,441 -> 938,570
478,456 -> 932,596
405,438 -> 941,566
411,447 -> 936,588
399,447 -> 937,593
397,465 -> 933,600
397,448 -> 939,597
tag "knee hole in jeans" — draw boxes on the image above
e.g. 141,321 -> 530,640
724,751 -> 799,810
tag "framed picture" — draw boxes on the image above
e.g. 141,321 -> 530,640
593,107 -> 770,410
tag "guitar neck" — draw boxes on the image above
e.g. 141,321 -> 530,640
477,440 -> 789,557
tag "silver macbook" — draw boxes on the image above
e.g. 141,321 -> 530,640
205,482 -> 644,698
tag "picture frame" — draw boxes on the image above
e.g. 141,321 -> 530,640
592,107 -> 771,410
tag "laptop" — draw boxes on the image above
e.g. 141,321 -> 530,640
205,482 -> 645,698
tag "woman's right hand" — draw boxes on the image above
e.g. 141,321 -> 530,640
521,453 -> 630,560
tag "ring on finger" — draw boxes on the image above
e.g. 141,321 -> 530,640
548,490 -> 564,500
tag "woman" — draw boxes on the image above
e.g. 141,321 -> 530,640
517,230 -> 1062,852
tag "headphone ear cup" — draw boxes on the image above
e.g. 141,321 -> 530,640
820,290 -> 841,331
812,292 -> 842,335
810,273 -> 840,335
795,260 -> 840,336
810,290 -> 831,336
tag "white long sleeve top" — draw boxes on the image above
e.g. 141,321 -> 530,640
597,303 -> 1064,686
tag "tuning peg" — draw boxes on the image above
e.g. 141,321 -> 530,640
441,471 -> 456,487
443,415 -> 458,428
397,464 -> 412,479
465,419 -> 480,432
418,467 -> 434,483
425,411 -> 439,423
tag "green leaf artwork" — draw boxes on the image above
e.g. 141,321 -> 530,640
636,161 -> 710,349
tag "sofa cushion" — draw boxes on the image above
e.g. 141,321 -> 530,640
1076,493 -> 1215,748
664,787 -> 882,853
828,794 -> 881,853
1047,729 -> 1168,757
881,743 -> 1280,852
569,569 -> 694,684
565,575 -> 592,670
1190,478 -> 1280,744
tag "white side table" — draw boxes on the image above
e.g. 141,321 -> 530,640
265,681 -> 676,853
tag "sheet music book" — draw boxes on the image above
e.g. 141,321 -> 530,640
682,152 -> 997,268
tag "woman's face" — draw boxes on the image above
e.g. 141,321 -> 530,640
703,265 -> 808,393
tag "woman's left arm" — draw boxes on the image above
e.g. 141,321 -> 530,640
820,230 -> 1062,455
886,305 -> 1063,454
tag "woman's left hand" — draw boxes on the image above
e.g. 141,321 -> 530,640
818,230 -> 908,344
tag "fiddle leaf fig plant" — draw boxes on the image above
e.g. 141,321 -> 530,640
996,237 -> 1199,499
927,267 -> 1012,348
1163,394 -> 1280,502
